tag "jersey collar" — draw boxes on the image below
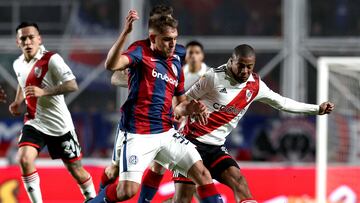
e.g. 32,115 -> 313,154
20,45 -> 46,62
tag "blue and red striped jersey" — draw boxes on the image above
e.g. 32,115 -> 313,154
120,39 -> 186,134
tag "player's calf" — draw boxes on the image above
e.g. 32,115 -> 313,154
64,160 -> 96,200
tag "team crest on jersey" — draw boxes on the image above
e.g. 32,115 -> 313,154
129,155 -> 138,165
172,63 -> 178,77
246,89 -> 253,102
34,67 -> 42,78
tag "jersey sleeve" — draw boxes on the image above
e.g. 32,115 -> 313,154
122,42 -> 143,68
175,44 -> 186,66
186,69 -> 214,100
255,80 -> 319,114
48,54 -> 76,82
174,67 -> 185,96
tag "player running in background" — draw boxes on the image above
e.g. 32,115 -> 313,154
183,41 -> 209,91
8,22 -> 96,202
0,86 -> 6,103
88,15 -> 223,203
171,44 -> 334,203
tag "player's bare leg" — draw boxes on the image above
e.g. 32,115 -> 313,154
115,180 -> 140,200
64,160 -> 96,200
17,146 -> 43,202
173,183 -> 196,203
219,166 -> 254,202
186,160 -> 223,202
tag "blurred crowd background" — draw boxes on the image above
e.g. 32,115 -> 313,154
0,0 -> 359,164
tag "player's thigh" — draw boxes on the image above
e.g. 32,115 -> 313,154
155,130 -> 201,177
119,132 -> 160,183
17,125 -> 46,163
45,129 -> 82,162
18,125 -> 46,153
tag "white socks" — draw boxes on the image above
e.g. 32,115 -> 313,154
78,175 -> 96,200
22,171 -> 42,203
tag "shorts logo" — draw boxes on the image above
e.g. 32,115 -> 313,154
129,155 -> 138,165
34,67 -> 42,78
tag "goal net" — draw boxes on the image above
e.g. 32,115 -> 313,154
317,57 -> 360,203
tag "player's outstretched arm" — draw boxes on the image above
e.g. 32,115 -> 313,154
24,79 -> 78,97
105,9 -> 139,71
0,86 -> 7,103
318,101 -> 335,115
9,85 -> 24,116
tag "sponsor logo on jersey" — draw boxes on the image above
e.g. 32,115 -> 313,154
152,69 -> 178,87
129,155 -> 138,165
213,103 -> 244,115
219,88 -> 227,93
34,67 -> 42,78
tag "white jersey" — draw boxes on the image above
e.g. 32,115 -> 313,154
183,64 -> 320,146
13,46 -> 76,136
183,63 -> 208,91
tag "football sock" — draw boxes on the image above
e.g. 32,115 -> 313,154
99,169 -> 116,192
22,170 -> 43,203
197,183 -> 223,203
78,175 -> 96,200
138,169 -> 164,203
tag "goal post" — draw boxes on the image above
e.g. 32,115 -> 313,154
316,57 -> 360,203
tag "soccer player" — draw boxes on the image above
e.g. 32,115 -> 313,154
98,6 -> 173,201
0,86 -> 6,103
88,15 -> 223,203
8,22 -> 96,202
183,41 -> 209,91
172,44 -> 335,203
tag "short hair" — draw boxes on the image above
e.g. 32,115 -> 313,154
150,5 -> 173,17
148,15 -> 178,34
186,41 -> 204,52
232,44 -> 255,58
16,22 -> 40,33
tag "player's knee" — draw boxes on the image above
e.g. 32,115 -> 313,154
116,182 -> 139,200
17,153 -> 35,169
105,165 -> 119,180
188,162 -> 213,185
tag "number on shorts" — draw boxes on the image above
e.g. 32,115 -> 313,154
61,139 -> 80,158
172,133 -> 189,145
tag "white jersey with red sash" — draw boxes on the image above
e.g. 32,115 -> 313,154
183,64 -> 319,146
13,46 -> 76,136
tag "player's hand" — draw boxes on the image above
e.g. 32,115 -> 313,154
24,86 -> 45,98
188,99 -> 207,114
173,114 -> 185,123
193,112 -> 208,125
9,101 -> 21,116
319,102 -> 335,115
0,87 -> 7,103
123,9 -> 139,34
